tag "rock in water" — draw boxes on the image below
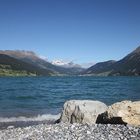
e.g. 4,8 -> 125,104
59,100 -> 108,124
103,100 -> 140,126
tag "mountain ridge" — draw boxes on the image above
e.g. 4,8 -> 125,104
0,50 -> 84,75
83,46 -> 140,76
0,54 -> 54,76
0,46 -> 140,76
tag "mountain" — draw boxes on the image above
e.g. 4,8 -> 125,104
51,59 -> 81,68
83,60 -> 116,76
110,46 -> 140,76
52,60 -> 69,66
51,59 -> 84,73
83,46 -> 140,76
0,50 -> 84,75
1,46 -> 139,76
0,54 -> 54,76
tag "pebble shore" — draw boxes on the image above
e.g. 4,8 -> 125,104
0,123 -> 139,140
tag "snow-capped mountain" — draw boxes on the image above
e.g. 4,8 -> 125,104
0,50 -> 85,75
52,60 -> 68,66
51,59 -> 82,68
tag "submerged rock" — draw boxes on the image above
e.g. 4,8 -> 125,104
100,100 -> 140,126
59,100 -> 108,124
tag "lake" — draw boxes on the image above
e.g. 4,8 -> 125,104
0,76 -> 140,127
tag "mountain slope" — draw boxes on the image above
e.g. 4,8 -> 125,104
109,46 -> 140,76
0,50 -> 84,75
83,60 -> 116,75
84,46 -> 140,76
0,54 -> 54,76
51,59 -> 85,74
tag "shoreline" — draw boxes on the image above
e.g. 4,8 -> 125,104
0,98 -> 139,139
0,120 -> 55,130
0,123 -> 139,140
0,114 -> 60,130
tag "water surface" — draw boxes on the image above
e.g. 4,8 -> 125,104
0,76 -> 140,127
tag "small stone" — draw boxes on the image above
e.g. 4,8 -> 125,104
0,122 -> 139,139
7,126 -> 14,129
131,135 -> 136,138
87,130 -> 91,135
71,124 -> 75,129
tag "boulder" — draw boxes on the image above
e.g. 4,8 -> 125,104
100,100 -> 140,126
59,100 -> 108,124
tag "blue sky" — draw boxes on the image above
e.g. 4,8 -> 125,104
0,0 -> 140,65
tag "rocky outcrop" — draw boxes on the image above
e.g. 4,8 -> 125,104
60,100 -> 108,124
98,101 -> 140,126
59,100 -> 140,127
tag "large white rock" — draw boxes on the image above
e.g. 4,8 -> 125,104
103,100 -> 140,126
60,100 -> 108,124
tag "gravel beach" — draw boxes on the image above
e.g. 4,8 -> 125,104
0,123 -> 139,140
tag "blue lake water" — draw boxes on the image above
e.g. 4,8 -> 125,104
0,76 -> 140,124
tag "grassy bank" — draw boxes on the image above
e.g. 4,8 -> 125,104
0,64 -> 37,76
